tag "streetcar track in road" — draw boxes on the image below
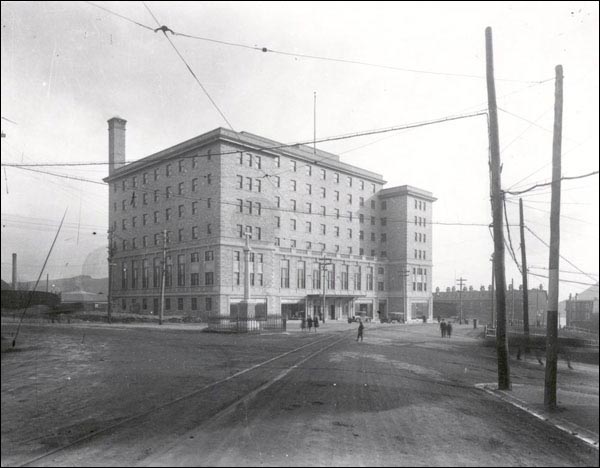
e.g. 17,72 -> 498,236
146,334 -> 351,464
15,331 -> 353,467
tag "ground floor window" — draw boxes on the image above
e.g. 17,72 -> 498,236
281,302 -> 305,320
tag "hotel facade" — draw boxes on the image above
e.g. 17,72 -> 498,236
104,118 -> 436,322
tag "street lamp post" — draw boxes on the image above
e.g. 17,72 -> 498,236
399,268 -> 410,322
318,256 -> 332,322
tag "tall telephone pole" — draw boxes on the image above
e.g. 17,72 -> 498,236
511,278 -> 515,324
486,26 -> 510,390
456,277 -> 467,323
107,228 -> 114,324
519,199 -> 530,344
159,229 -> 167,326
318,256 -> 332,322
399,269 -> 410,322
545,65 -> 563,410
490,253 -> 495,328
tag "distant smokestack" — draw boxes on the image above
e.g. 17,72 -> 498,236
12,253 -> 17,290
108,117 -> 127,175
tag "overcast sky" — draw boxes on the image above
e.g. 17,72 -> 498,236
1,1 -> 598,299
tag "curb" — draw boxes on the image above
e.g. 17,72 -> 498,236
475,383 -> 599,451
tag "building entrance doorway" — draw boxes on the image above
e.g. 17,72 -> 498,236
378,300 -> 386,320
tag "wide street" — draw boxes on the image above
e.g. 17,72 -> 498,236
1,321 -> 598,466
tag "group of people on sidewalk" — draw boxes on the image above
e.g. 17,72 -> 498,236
439,319 -> 453,338
300,316 -> 320,332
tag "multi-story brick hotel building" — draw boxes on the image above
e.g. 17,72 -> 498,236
104,118 -> 435,323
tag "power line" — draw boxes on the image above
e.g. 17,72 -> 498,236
141,2 -> 235,131
503,170 -> 599,196
505,198 -> 596,226
524,225 -> 598,284
528,266 -> 599,278
4,166 -> 511,228
173,30 -> 549,84
498,106 -> 579,144
84,1 -> 154,30
500,107 -> 553,155
83,1 -> 549,84
503,195 -> 521,274
0,110 -> 487,168
527,271 -> 598,287
9,166 -> 106,185
505,135 -> 596,191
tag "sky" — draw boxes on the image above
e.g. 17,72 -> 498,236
1,1 -> 598,300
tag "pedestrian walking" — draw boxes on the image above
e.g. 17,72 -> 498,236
446,321 -> 453,338
356,319 -> 364,342
301,317 -> 306,332
440,319 -> 447,338
313,315 -> 319,332
307,316 -> 313,332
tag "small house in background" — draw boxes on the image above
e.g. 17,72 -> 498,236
61,290 -> 108,312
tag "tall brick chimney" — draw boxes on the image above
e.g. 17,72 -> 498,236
108,117 -> 127,175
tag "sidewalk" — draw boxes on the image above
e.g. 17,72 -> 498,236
475,362 -> 599,450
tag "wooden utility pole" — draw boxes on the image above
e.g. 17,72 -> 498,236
159,229 -> 167,326
456,277 -> 467,323
107,228 -> 114,324
544,65 -> 563,410
485,26 -> 510,390
490,253 -> 495,328
519,198 -> 530,338
511,278 -> 515,324
397,269 -> 411,322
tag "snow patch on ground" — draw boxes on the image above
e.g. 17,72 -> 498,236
329,351 -> 446,380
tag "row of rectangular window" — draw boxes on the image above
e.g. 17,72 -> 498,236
414,199 -> 427,211
116,190 -> 213,212
236,225 -> 263,240
414,249 -> 427,260
273,239 -> 386,257
241,155 -> 377,193
120,296 -> 213,312
414,216 -> 427,226
121,251 -> 214,289
118,225 -> 213,251
113,154 -> 213,193
237,199 -> 262,215
245,176 -> 378,207
278,262 -> 378,291
116,200 -> 212,229
414,232 -> 427,243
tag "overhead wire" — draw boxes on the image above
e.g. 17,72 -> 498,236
83,1 -> 550,84
0,110 -> 488,168
503,170 -> 598,196
502,194 -> 521,274
524,225 -> 599,284
505,198 -> 596,226
141,2 -> 235,130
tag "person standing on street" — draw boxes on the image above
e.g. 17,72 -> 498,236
356,319 -> 364,342
307,316 -> 313,332
313,315 -> 319,332
440,319 -> 447,338
447,321 -> 453,338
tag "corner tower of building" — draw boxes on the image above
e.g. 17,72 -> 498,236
378,185 -> 436,321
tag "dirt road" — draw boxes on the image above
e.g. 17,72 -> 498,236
2,322 -> 598,466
